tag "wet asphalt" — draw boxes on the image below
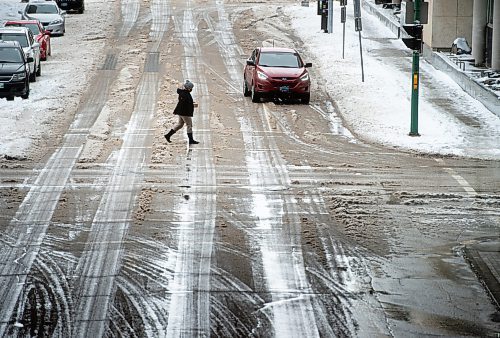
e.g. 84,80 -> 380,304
0,0 -> 499,337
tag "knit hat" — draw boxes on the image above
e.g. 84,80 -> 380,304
184,80 -> 194,90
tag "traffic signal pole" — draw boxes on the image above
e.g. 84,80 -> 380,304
409,0 -> 421,136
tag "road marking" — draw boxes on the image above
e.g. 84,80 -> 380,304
435,158 -> 477,196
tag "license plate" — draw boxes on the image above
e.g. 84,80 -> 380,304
0,83 -> 4,88
280,86 -> 289,93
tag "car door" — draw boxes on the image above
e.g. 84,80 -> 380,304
245,49 -> 257,87
28,30 -> 40,65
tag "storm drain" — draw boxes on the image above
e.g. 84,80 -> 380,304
144,53 -> 159,72
101,54 -> 117,70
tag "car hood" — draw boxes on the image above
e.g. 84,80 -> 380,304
0,63 -> 24,74
25,13 -> 62,22
258,66 -> 305,78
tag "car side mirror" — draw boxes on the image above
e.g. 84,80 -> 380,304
61,10 -> 67,15
304,62 -> 312,68
33,42 -> 40,48
246,59 -> 255,66
27,56 -> 34,63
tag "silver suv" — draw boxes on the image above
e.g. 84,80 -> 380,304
0,27 -> 41,82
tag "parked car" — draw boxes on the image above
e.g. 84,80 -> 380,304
0,26 -> 41,82
243,47 -> 312,104
4,20 -> 51,61
55,0 -> 85,14
19,1 -> 66,36
0,41 -> 32,101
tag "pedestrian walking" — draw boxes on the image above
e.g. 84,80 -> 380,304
164,80 -> 199,145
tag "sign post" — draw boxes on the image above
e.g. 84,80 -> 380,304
353,0 -> 364,82
328,0 -> 333,33
341,0 -> 347,59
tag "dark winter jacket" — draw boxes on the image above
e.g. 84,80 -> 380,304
173,88 -> 194,117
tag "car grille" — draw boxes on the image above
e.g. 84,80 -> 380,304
270,77 -> 298,85
0,75 -> 13,82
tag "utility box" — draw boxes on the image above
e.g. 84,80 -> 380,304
401,0 -> 428,24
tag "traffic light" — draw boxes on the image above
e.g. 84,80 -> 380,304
402,24 -> 423,52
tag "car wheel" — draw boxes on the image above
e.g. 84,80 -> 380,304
243,78 -> 251,97
21,83 -> 30,99
251,84 -> 260,103
36,61 -> 41,76
48,42 -> 51,56
29,69 -> 36,82
301,93 -> 310,105
6,96 -> 14,101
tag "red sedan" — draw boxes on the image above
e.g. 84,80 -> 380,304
4,20 -> 51,61
243,47 -> 312,104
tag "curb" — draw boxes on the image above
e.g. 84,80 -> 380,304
464,240 -> 500,310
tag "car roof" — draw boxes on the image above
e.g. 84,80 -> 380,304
28,0 -> 58,3
0,40 -> 22,48
5,20 -> 40,25
0,27 -> 30,34
259,47 -> 297,54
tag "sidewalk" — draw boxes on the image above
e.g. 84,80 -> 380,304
362,0 -> 500,117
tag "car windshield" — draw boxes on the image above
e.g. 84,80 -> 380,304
0,33 -> 28,48
27,4 -> 58,14
0,47 -> 23,63
6,23 -> 41,35
258,52 -> 301,68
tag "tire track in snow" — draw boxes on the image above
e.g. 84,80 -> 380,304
150,0 -> 170,51
207,3 -> 322,336
165,9 -> 217,337
0,53 -> 122,333
72,2 -> 171,334
0,0 -> 143,334
0,142 -> 82,336
119,0 -> 140,37
299,182 -> 380,336
72,71 -> 159,337
240,115 -> 321,337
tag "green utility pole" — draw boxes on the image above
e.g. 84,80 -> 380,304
409,0 -> 421,136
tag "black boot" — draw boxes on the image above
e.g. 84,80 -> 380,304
187,132 -> 199,145
164,129 -> 176,143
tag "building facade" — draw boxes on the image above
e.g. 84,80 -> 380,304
408,0 -> 499,70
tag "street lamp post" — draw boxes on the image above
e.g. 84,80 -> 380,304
409,0 -> 421,136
